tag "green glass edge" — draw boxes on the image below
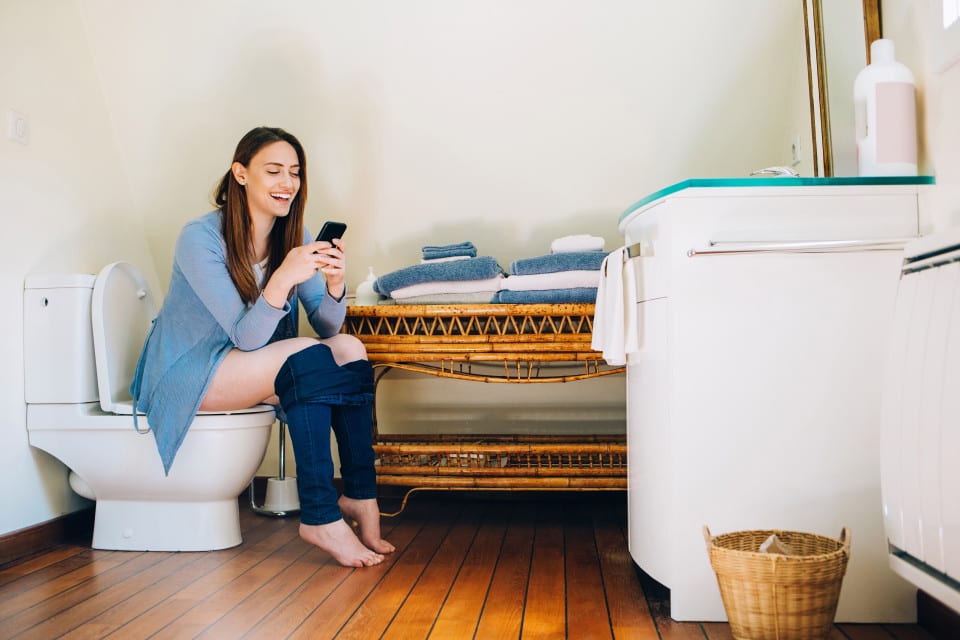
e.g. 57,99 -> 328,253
618,175 -> 936,225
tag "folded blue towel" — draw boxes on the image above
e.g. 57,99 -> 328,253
374,256 -> 505,296
492,287 -> 599,304
422,241 -> 477,261
509,251 -> 607,275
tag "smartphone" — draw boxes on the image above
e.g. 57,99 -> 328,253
315,221 -> 347,244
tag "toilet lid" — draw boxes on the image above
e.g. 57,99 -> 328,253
91,262 -> 158,414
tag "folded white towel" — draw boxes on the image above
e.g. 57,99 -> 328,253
419,255 -> 472,264
390,276 -> 504,300
551,234 -> 605,254
500,270 -> 601,291
591,248 -> 639,366
382,291 -> 495,304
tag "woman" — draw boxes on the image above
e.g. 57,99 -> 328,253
131,126 -> 393,567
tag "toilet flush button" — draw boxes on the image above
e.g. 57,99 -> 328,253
122,529 -> 134,539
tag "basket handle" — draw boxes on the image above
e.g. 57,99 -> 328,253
703,525 -> 713,551
840,526 -> 851,555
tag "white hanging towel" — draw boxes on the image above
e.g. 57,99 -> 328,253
591,247 -> 639,366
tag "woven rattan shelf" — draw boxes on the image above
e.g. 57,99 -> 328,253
342,303 -> 627,510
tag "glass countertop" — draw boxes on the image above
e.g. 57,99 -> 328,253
619,176 -> 936,225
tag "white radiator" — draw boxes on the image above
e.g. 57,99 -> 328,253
882,229 -> 960,614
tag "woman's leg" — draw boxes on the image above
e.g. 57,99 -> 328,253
283,398 -> 383,568
201,334 -> 388,567
273,341 -> 388,566
330,359 -> 394,553
200,333 -> 367,411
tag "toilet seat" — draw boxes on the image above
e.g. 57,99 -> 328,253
91,261 -> 273,420
108,399 -> 274,417
91,261 -> 158,415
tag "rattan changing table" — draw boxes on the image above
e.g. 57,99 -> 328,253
342,303 -> 627,511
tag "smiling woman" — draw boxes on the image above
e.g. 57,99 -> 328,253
129,126 -> 397,568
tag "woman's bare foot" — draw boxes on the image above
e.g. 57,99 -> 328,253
338,496 -> 396,554
299,519 -> 384,567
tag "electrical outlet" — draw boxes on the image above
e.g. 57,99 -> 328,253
7,109 -> 29,145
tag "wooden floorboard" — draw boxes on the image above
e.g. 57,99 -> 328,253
0,492 -> 947,640
594,511 -> 658,639
565,514 -> 613,640
333,501 -> 462,640
428,505 -> 509,639
473,501 -> 536,639
521,503 -> 567,639
283,512 -> 427,640
380,505 -> 485,639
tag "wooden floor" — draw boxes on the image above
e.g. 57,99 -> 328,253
0,492 -> 938,639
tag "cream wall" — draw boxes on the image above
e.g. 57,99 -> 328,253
77,0 -> 810,290
74,0 -> 810,482
0,0 -> 157,534
2,0 -> 812,536
883,0 -> 960,232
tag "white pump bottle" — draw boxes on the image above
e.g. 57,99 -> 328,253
854,39 -> 917,176
354,267 -> 379,306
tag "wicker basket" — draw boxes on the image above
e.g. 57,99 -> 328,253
704,526 -> 851,640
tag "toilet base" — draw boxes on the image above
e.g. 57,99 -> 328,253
92,499 -> 242,551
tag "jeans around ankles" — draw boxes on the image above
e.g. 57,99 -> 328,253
274,344 -> 378,526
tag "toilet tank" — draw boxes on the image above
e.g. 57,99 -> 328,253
23,274 -> 99,404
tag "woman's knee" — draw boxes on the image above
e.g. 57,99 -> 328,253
322,333 -> 368,365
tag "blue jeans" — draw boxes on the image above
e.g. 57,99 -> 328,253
274,344 -> 377,525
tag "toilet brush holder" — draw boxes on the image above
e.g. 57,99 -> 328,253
262,477 -> 300,512
250,420 -> 300,517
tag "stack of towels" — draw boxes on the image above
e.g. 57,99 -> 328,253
372,235 -> 607,305
492,234 -> 606,304
373,242 -> 505,304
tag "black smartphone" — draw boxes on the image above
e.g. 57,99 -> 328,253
315,221 -> 347,244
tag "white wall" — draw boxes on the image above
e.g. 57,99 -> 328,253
77,0 -> 811,290
2,0 -> 812,536
883,0 -> 960,232
0,0 -> 157,534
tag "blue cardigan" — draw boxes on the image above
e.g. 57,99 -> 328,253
130,210 -> 346,473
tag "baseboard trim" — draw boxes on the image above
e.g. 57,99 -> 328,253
0,507 -> 94,568
919,589 -> 960,640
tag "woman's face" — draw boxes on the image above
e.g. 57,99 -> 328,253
233,140 -> 301,221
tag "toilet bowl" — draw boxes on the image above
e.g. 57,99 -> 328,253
23,262 -> 276,552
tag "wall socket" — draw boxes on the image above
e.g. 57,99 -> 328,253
7,109 -> 29,145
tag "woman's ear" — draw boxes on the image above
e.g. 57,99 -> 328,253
231,162 -> 247,186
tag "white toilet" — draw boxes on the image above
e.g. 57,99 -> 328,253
23,262 -> 276,552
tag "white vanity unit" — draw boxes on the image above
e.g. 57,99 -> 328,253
618,176 -> 933,622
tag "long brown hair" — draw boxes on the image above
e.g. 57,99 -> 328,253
214,126 -> 308,305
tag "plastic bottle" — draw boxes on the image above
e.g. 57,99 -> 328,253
354,267 -> 379,306
854,39 -> 917,176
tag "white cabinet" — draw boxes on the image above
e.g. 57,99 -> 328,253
618,178 -> 930,622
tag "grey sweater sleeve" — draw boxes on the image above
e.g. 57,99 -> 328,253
175,217 -> 289,351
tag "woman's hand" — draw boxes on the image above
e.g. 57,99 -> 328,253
316,238 -> 346,300
262,239 -> 345,308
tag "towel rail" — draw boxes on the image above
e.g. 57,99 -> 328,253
684,237 -> 916,257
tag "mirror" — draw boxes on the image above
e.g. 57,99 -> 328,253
805,0 -> 882,176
